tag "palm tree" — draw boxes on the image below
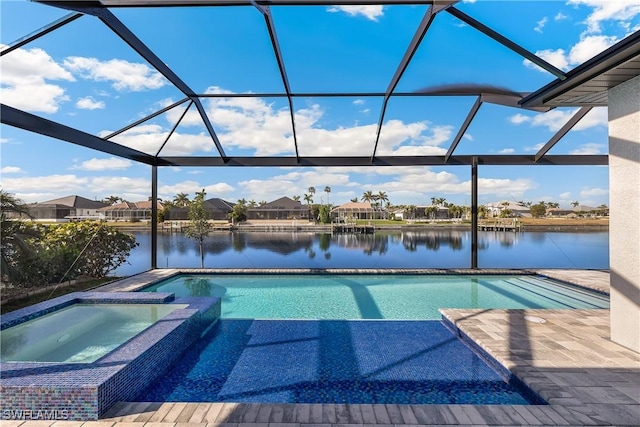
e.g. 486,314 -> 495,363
161,199 -> 175,209
292,195 -> 301,202
362,190 -> 374,203
405,205 -> 417,220
372,194 -> 380,209
571,201 -> 580,208
308,187 -> 316,198
425,205 -> 438,220
1,191 -> 31,218
323,186 -> 331,206
447,204 -> 458,219
304,194 -> 313,205
173,192 -> 190,207
377,191 -> 388,206
375,191 -> 388,218
248,199 -> 258,208
350,197 -> 358,203
102,195 -> 122,206
1,191 -> 40,284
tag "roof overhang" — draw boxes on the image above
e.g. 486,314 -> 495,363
521,30 -> 640,108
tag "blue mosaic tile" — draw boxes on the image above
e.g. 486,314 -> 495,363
136,319 -> 544,405
1,293 -> 220,420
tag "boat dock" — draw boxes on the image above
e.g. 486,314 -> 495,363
478,220 -> 523,232
332,224 -> 375,234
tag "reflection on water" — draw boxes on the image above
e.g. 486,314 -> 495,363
401,230 -> 465,251
116,229 -> 609,276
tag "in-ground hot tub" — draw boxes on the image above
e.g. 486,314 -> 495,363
1,303 -> 187,363
0,291 -> 220,421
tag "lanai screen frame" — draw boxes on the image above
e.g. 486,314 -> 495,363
1,0 -> 611,269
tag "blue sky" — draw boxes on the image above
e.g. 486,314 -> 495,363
1,0 -> 639,208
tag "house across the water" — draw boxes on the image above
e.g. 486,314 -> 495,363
25,195 -> 107,222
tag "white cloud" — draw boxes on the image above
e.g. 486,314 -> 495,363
1,175 -> 88,200
360,108 -> 371,114
63,57 -> 167,91
559,191 -> 572,199
534,16 -> 548,33
527,1 -> 640,73
0,46 -> 168,113
297,120 -> 451,157
524,48 -> 570,71
568,0 -> 640,34
238,170 -> 351,202
576,107 -> 608,129
76,96 -> 105,110
570,142 -> 606,155
0,138 -> 8,144
568,34 -> 619,64
509,113 -> 531,125
580,187 -> 608,197
1,166 -> 22,174
463,133 -> 473,141
151,165 -> 538,206
497,148 -> 515,154
555,12 -> 568,21
352,168 -> 534,203
88,176 -> 150,199
373,172 -> 535,201
527,36 -> 618,72
353,99 -> 365,105
530,110 -> 572,131
160,87 -> 455,157
101,124 -> 216,156
0,46 -> 74,113
1,173 -> 154,203
525,143 -> 545,152
478,178 -> 535,197
327,5 -> 384,21
515,107 -> 607,132
72,157 -> 133,171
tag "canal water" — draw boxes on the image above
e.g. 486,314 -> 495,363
113,229 -> 609,276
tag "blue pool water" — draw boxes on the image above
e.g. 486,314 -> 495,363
1,304 -> 184,363
137,274 -> 606,405
136,319 -> 542,405
142,274 -> 609,319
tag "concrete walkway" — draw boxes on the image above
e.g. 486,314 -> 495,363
8,269 -> 639,427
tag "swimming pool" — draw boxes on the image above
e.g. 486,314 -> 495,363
134,273 -> 607,406
1,303 -> 185,363
141,274 -> 609,319
136,319 -> 544,405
